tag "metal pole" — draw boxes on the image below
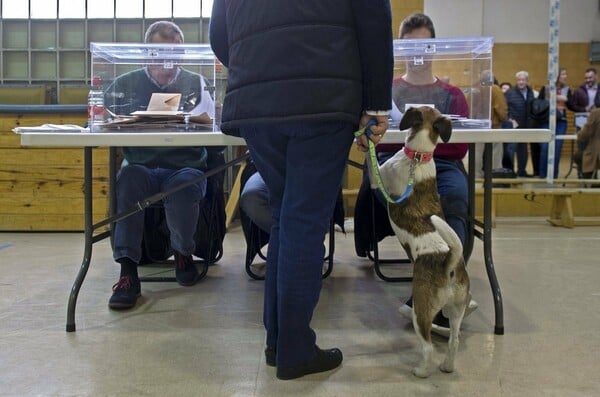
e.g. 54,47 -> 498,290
546,0 -> 560,184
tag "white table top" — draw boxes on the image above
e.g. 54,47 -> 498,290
14,127 -> 551,147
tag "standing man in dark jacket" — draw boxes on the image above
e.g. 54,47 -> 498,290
504,70 -> 536,176
210,0 -> 393,380
571,68 -> 600,112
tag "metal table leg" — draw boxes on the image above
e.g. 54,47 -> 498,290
66,147 -> 94,332
465,145 -> 476,263
482,142 -> 504,335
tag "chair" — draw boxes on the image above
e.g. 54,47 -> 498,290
239,159 -> 341,280
353,175 -> 412,282
111,147 -> 227,282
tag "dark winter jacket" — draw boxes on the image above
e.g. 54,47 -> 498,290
570,83 -> 600,112
504,85 -> 535,128
209,0 -> 394,136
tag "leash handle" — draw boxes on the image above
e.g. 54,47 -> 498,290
354,118 -> 378,139
354,119 -> 414,205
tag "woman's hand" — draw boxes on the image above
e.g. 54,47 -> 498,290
355,114 -> 389,152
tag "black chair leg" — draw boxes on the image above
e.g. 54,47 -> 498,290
245,246 -> 266,280
245,218 -> 335,280
322,218 -> 335,279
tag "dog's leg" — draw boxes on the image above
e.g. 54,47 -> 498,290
412,306 -> 434,378
439,293 -> 469,373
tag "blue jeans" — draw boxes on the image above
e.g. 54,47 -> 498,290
504,142 -> 529,176
240,120 -> 354,368
434,159 -> 468,246
112,164 -> 207,263
240,172 -> 271,233
539,119 -> 567,178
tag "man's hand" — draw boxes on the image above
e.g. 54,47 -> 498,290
355,114 -> 389,152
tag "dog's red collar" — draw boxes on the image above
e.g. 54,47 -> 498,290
404,146 -> 434,163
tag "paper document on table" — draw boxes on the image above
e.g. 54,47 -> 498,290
13,124 -> 87,133
100,111 -> 213,131
131,93 -> 183,116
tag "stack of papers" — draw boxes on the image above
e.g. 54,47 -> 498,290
101,92 -> 213,130
14,124 -> 87,133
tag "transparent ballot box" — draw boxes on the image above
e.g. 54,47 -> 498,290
392,36 -> 494,129
89,42 -> 222,131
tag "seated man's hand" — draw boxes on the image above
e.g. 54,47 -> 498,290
355,114 -> 389,152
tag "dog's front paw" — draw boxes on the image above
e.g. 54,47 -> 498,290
439,360 -> 455,373
412,366 -> 431,378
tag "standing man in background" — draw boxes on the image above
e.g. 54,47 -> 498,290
571,68 -> 600,112
504,70 -> 536,176
210,0 -> 393,380
474,71 -> 509,176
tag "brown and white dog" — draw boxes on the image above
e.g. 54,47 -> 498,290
366,106 -> 470,378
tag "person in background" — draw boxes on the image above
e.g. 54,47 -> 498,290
105,21 -> 215,310
504,70 -> 536,176
500,81 -> 512,94
571,67 -> 600,112
210,0 -> 393,380
239,169 -> 271,234
474,72 -> 509,176
576,107 -> 600,178
538,67 -> 574,178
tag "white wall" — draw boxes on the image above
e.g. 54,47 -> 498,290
424,0 -> 600,43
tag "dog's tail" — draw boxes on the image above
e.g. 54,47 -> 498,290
430,215 -> 463,266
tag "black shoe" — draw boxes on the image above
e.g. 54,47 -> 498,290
276,346 -> 343,380
175,252 -> 199,286
265,347 -> 276,367
108,275 -> 141,310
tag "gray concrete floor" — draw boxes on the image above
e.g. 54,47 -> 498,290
1,218 -> 599,396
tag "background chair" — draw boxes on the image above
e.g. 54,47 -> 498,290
354,177 -> 412,282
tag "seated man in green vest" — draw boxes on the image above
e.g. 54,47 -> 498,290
104,21 -> 215,310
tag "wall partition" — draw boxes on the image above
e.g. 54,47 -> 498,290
0,0 -> 214,103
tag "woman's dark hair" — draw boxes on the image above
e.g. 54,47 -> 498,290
399,13 -> 436,39
555,67 -> 567,89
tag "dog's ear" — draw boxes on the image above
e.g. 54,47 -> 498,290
433,116 -> 452,143
399,107 -> 423,131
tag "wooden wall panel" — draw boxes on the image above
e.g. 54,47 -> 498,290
391,0 -> 424,38
493,43 -> 593,93
0,148 -> 109,165
0,113 -> 109,231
